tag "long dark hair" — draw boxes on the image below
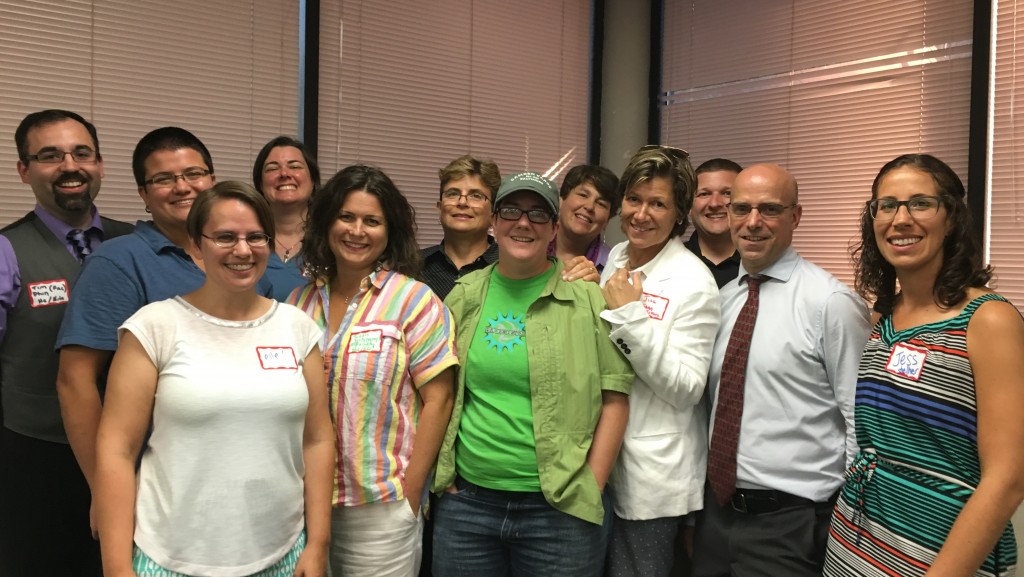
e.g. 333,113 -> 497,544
852,154 -> 991,314
302,165 -> 421,282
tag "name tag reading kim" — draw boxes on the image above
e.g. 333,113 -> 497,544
641,292 -> 669,320
28,279 -> 69,307
256,346 -> 299,370
885,342 -> 927,381
348,329 -> 383,353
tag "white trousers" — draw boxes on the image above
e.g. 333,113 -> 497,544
329,500 -> 423,577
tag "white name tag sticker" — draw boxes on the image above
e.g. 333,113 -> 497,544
885,342 -> 928,381
27,279 -> 69,308
348,329 -> 383,353
256,347 -> 299,370
641,292 -> 669,320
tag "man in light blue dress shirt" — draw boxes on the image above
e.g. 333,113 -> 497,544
691,164 -> 870,577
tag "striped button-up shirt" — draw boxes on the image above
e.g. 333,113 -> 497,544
290,269 -> 458,506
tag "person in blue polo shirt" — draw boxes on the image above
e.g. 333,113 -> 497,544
55,127 -> 272,536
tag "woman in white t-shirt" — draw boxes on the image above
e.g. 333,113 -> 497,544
94,181 -> 335,577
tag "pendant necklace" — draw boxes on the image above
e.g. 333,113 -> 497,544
279,239 -> 302,263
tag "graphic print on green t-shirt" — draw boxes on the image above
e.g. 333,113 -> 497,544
455,266 -> 555,492
483,311 -> 526,352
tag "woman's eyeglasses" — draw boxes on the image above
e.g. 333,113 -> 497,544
866,197 -> 943,221
202,232 -> 272,248
495,206 -> 554,224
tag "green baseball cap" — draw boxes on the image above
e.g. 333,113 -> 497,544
494,171 -> 560,216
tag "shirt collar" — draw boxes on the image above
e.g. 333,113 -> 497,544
737,246 -> 799,283
134,220 -> 188,255
425,235 -> 498,265
686,230 -> 740,264
33,204 -> 102,242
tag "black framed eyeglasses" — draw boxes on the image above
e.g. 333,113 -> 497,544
496,206 -> 554,224
441,190 -> 490,206
27,147 -> 98,164
202,232 -> 272,248
726,202 -> 798,219
866,197 -> 943,221
145,168 -> 211,187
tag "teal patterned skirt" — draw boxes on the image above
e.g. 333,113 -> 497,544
132,530 -> 306,577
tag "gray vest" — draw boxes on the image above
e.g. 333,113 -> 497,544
1,212 -> 133,442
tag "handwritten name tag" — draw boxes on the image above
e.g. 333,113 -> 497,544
348,329 -> 383,353
885,342 -> 927,381
256,346 -> 299,370
28,279 -> 69,308
641,293 -> 669,320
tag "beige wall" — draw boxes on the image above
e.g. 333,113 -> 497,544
598,0 -> 650,247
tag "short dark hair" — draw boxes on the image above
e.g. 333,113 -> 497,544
15,109 -> 101,164
303,165 -> 421,282
132,127 -> 214,186
559,164 -> 622,217
695,158 -> 742,176
251,136 -> 321,195
619,146 -> 697,238
438,155 -> 501,201
853,153 -> 992,314
187,180 -> 276,251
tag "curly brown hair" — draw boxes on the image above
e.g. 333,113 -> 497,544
302,165 -> 421,283
852,154 -> 991,314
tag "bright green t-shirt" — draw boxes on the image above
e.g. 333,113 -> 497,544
455,266 -> 555,491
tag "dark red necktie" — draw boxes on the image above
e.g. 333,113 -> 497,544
708,274 -> 764,506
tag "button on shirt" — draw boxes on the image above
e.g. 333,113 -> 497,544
706,248 -> 869,503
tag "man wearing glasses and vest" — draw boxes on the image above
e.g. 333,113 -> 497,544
0,109 -> 133,577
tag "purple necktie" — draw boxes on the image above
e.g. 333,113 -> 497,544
67,229 -> 92,263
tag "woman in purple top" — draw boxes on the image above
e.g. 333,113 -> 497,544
548,164 -> 620,272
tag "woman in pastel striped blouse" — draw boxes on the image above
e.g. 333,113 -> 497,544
289,165 -> 458,577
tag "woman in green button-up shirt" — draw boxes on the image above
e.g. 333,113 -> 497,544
431,171 -> 634,577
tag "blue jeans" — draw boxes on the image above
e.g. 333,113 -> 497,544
432,477 -> 611,577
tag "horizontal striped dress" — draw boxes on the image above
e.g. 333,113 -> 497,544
823,294 -> 1017,577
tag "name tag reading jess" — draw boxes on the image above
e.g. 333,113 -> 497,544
885,342 -> 928,381
256,346 -> 299,370
28,279 -> 70,308
348,329 -> 383,353
641,292 -> 670,320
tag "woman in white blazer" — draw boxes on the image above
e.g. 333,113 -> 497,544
600,145 -> 721,577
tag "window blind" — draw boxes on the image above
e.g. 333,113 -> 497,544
0,0 -> 300,226
660,0 -> 972,288
317,0 -> 592,247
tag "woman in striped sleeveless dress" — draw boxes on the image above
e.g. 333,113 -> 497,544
822,154 -> 1024,577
